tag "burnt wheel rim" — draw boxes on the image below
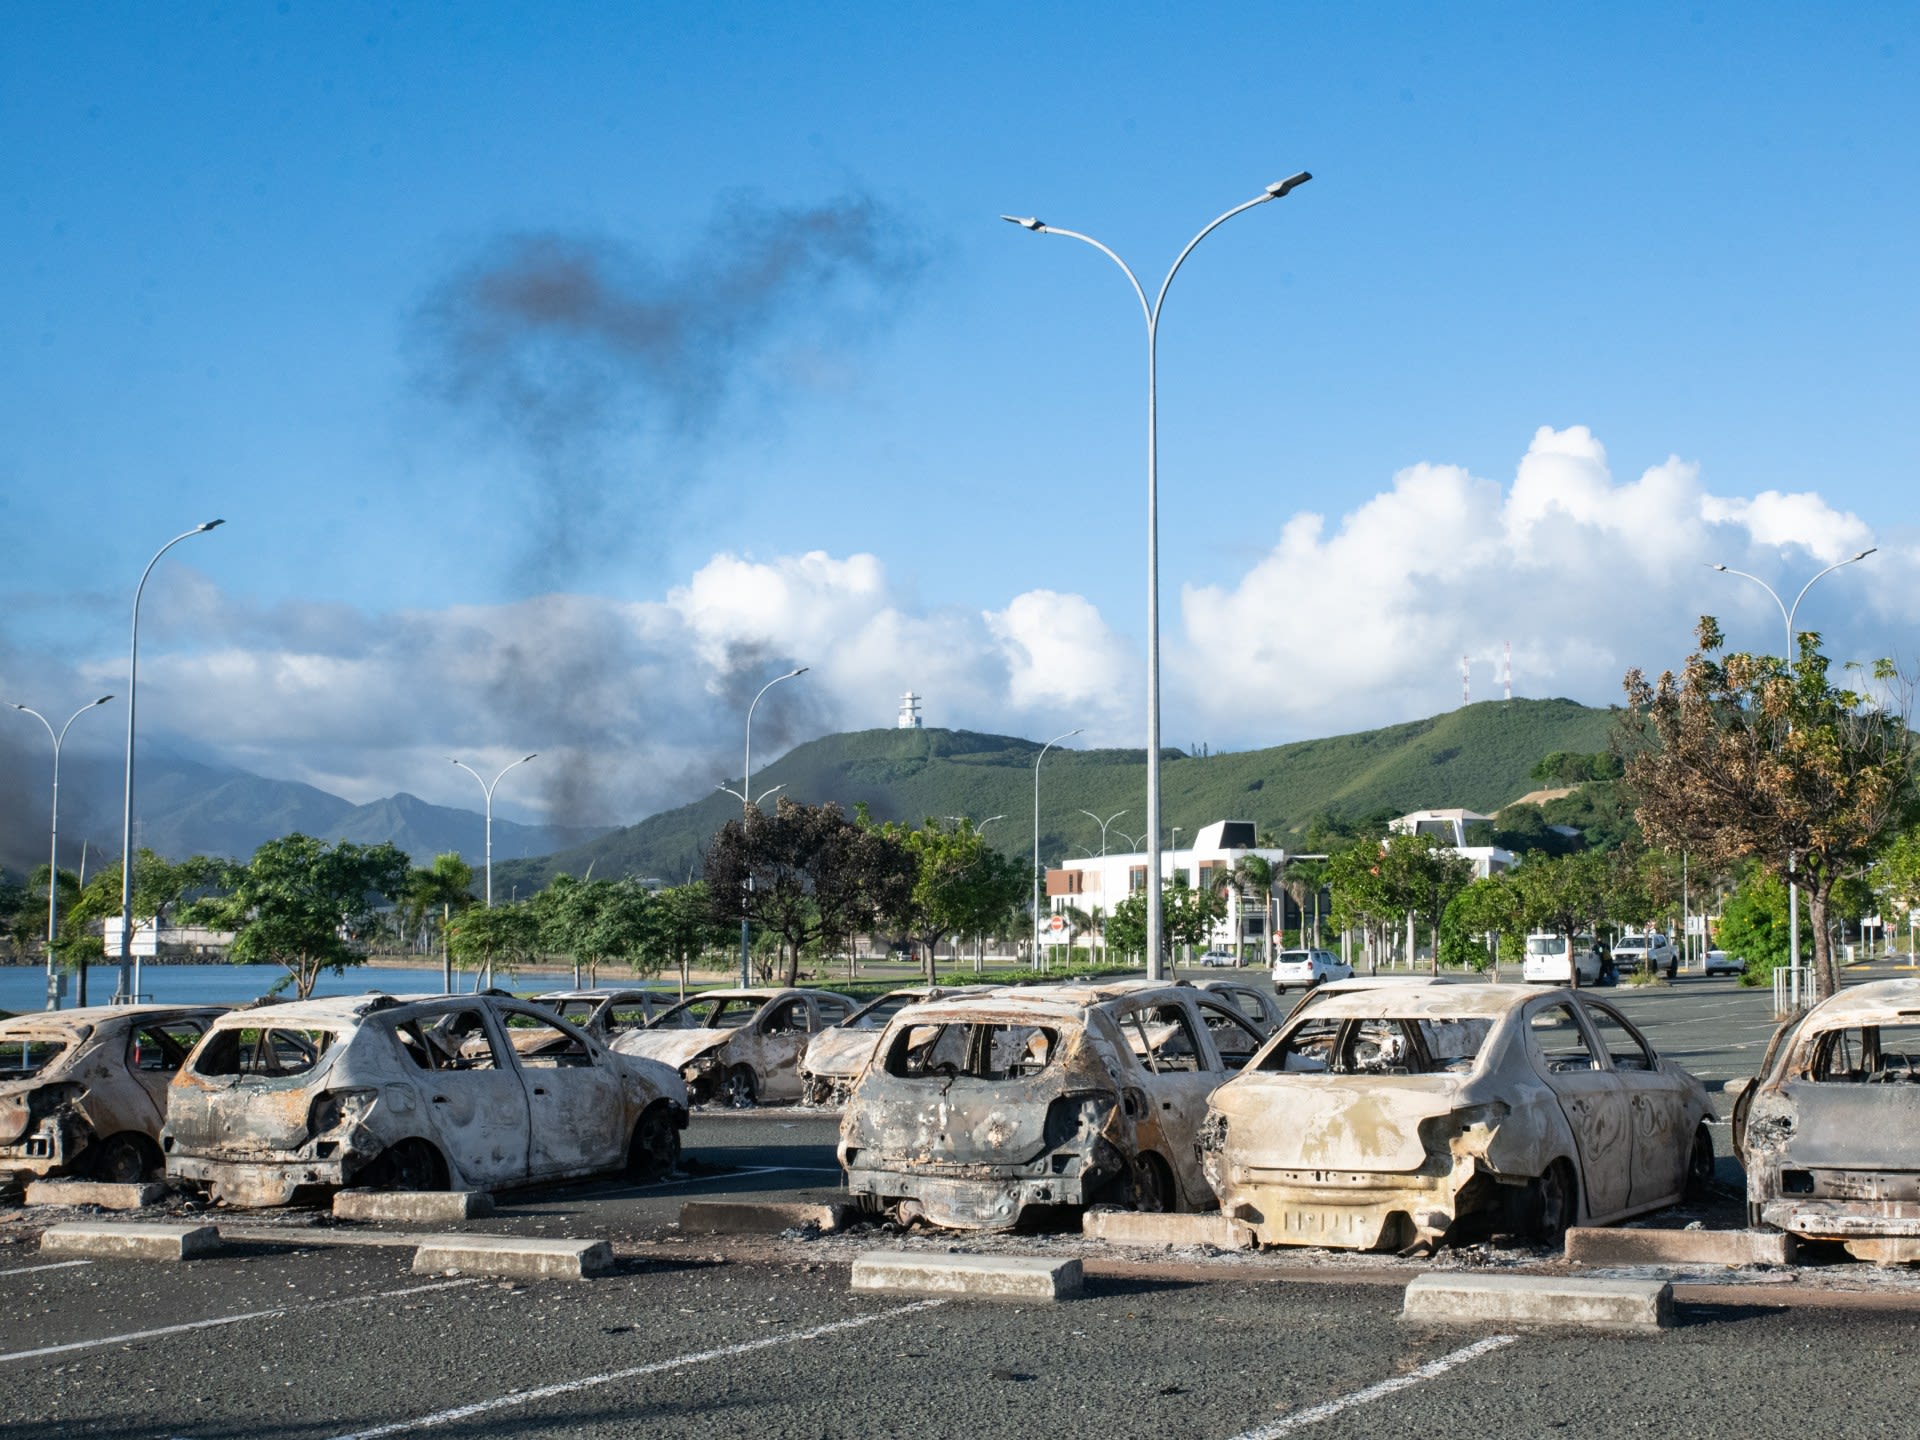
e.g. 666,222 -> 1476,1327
1534,1163 -> 1573,1242
1131,1156 -> 1170,1213
726,1067 -> 757,1107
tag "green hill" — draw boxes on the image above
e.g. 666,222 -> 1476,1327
495,697 -> 1620,890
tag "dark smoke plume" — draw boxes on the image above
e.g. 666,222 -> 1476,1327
414,191 -> 926,587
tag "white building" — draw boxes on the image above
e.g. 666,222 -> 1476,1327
1387,808 -> 1516,878
1042,820 -> 1292,954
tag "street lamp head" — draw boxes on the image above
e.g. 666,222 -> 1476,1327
1000,214 -> 1046,231
521,753 -> 539,764
1710,563 -> 1729,572
1266,171 -> 1313,199
787,667 -> 809,679
93,695 -> 113,706
197,519 -> 226,533
1852,548 -> 1878,563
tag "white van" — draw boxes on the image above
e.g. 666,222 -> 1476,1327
1520,933 -> 1608,985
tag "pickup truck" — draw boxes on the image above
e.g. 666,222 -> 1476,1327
1611,933 -> 1678,978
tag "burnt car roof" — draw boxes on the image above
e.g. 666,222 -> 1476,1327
894,983 -> 1200,1022
0,1003 -> 227,1036
1281,983 -> 1545,1022
1785,977 -> 1920,1028
534,989 -> 667,1001
197,993 -> 535,1029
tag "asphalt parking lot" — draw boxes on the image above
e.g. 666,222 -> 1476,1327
3,959 -> 1917,1439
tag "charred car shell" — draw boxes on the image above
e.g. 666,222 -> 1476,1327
839,981 -> 1266,1231
798,985 -> 993,1107
163,993 -> 687,1207
1201,985 -> 1713,1251
0,1005 -> 225,1185
616,988 -> 856,1107
1735,978 -> 1920,1263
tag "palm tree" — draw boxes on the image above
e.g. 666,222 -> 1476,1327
1229,854 -> 1277,965
1283,856 -> 1330,948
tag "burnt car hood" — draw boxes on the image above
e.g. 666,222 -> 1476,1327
1209,1074 -> 1467,1172
842,1076 -> 1075,1168
615,1030 -> 730,1070
801,1028 -> 880,1080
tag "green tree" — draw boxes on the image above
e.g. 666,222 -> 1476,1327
654,881 -> 727,989
186,835 -> 411,999
1624,619 -> 1915,1000
446,902 -> 541,986
1715,863 -> 1794,984
876,818 -> 1016,980
59,849 -> 223,1004
1509,850 -> 1610,987
1447,873 -> 1526,976
404,852 -> 474,989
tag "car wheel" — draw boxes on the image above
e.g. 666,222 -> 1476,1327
725,1065 -> 758,1109
1273,984 -> 1287,995
1526,1159 -> 1577,1245
1129,1153 -> 1174,1213
360,1138 -> 446,1193
1685,1125 -> 1715,1200
88,1133 -> 161,1185
627,1103 -> 681,1182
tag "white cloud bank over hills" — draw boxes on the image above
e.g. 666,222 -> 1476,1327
51,426 -> 1910,830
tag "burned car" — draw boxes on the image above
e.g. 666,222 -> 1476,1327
528,988 -> 666,1043
1735,978 -> 1920,1263
798,985 -> 992,1107
0,1004 -> 225,1185
839,981 -> 1267,1230
616,987 -> 855,1106
163,993 -> 687,1207
1199,984 -> 1713,1251
1198,979 -> 1289,1036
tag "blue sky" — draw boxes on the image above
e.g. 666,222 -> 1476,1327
2,2 -> 1916,830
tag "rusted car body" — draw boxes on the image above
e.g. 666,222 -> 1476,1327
164,993 -> 687,1207
616,987 -> 855,1106
797,985 -> 993,1106
839,981 -> 1267,1231
1200,985 -> 1713,1251
1736,978 -> 1920,1263
1198,980 -> 1289,1036
0,1004 -> 225,1184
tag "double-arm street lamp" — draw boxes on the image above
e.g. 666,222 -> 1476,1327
450,754 -> 539,908
10,695 -> 113,1009
118,520 -> 224,1004
717,667 -> 808,987
1031,728 -> 1082,965
1080,809 -> 1128,858
1004,171 -> 1312,980
1708,547 -> 1877,1008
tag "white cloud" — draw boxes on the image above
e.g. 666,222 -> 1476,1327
39,426 -> 1898,832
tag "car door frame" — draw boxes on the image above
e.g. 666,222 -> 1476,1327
1524,994 -> 1632,1220
395,1003 -> 535,1189
497,1002 -> 629,1178
1107,995 -> 1230,1207
1580,996 -> 1692,1208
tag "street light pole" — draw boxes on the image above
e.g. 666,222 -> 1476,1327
1708,547 -> 1876,1008
717,667 -> 808,988
117,520 -> 224,1004
11,696 -> 113,1009
1032,728 -> 1082,968
450,753 -> 537,989
1004,171 -> 1312,982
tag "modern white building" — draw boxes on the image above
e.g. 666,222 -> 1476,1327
1387,809 -> 1516,878
1042,820 -> 1292,955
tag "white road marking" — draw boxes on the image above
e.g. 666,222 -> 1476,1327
1226,1334 -> 1517,1438
0,1260 -> 91,1278
0,1277 -> 479,1364
322,1298 -> 949,1439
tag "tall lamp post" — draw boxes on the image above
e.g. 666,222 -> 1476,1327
450,754 -> 539,909
11,695 -> 113,1009
1708,547 -> 1877,1008
117,520 -> 224,1004
1004,171 -> 1312,980
1031,728 -> 1082,967
717,666 -> 808,987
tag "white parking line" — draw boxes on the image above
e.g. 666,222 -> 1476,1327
0,1277 -> 479,1364
1226,1334 -> 1517,1438
322,1298 -> 949,1439
0,1260 -> 92,1278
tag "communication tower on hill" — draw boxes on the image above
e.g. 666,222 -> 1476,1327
897,691 -> 923,729
1461,655 -> 1470,706
1504,641 -> 1513,704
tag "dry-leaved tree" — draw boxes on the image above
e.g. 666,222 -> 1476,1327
1623,617 -> 1913,1000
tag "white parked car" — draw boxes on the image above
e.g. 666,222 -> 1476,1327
1271,948 -> 1352,993
1613,933 -> 1678,978
1197,949 -> 1238,968
1522,934 -> 1610,986
1703,949 -> 1745,977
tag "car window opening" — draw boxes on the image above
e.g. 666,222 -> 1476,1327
0,1039 -> 70,1079
192,1027 -> 337,1079
658,998 -> 759,1030
1809,1024 -> 1920,1083
883,1023 -> 1060,1081
1259,1016 -> 1490,1076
